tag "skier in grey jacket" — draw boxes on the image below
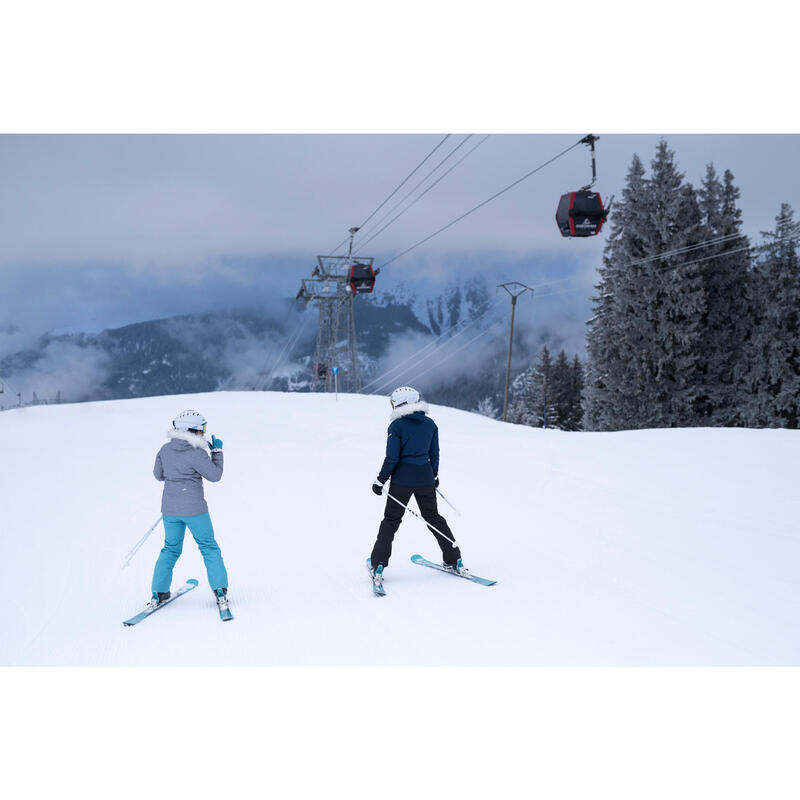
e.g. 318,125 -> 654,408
150,409 -> 229,613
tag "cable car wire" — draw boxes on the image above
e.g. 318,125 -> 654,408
352,134 -> 476,252
260,308 -> 311,391
378,136 -> 588,269
364,299 -> 500,394
593,206 -> 799,274
409,319 -> 505,388
252,301 -> 302,389
328,134 -> 452,255
363,294 -> 507,393
364,276 -> 572,395
270,311 -> 311,389
650,233 -> 800,275
610,230 -> 800,280
353,135 -> 493,256
617,231 -> 748,271
367,231 -> 800,394
364,296 -> 505,395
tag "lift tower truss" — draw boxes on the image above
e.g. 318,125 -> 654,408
296,229 -> 377,393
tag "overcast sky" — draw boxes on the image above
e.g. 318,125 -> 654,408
1,134 -> 799,348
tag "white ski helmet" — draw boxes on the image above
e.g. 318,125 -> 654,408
173,409 -> 207,433
390,386 -> 420,409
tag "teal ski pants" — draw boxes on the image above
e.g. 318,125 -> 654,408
152,513 -> 228,593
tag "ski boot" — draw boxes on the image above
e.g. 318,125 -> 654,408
214,587 -> 229,612
443,558 -> 470,577
373,563 -> 384,588
146,591 -> 170,610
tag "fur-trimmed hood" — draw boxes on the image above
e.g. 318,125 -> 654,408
167,429 -> 209,449
390,400 -> 429,422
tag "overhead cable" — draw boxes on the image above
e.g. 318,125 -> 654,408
329,134 -> 452,255
352,135 -> 476,251
365,296 -> 504,395
354,134 -> 493,255
365,276 -> 571,395
378,136 -> 587,269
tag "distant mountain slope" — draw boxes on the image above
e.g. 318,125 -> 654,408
1,278 -> 506,406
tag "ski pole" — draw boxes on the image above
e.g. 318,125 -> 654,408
122,515 -> 163,569
436,488 -> 461,516
385,491 -> 459,547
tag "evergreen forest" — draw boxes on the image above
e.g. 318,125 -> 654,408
493,139 -> 800,432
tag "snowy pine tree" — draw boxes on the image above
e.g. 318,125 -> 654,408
585,140 -> 724,430
506,365 -> 537,426
695,165 -> 751,424
508,347 -> 584,430
741,204 -> 800,427
475,396 -> 500,419
584,153 -> 651,430
549,349 -> 572,429
533,346 -> 555,428
566,353 -> 585,431
645,142 -> 706,426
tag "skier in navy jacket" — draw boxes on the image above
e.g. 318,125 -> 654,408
369,386 -> 466,583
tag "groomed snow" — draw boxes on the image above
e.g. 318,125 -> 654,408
2,391 -> 798,666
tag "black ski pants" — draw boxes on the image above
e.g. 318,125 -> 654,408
370,483 -> 460,569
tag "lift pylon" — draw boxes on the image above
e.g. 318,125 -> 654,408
296,229 -> 380,393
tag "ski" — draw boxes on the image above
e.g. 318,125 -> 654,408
366,557 -> 386,597
122,579 -> 199,626
217,598 -> 234,622
410,554 -> 497,586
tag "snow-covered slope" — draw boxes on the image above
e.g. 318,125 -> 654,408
2,392 -> 798,666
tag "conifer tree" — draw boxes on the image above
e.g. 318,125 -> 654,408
584,153 -> 651,430
585,140 -> 711,430
508,348 -> 583,430
475,396 -> 500,419
742,204 -> 800,427
645,142 -> 706,427
532,345 -> 555,428
568,354 -> 585,430
696,165 -> 751,424
550,349 -> 572,429
506,366 -> 537,425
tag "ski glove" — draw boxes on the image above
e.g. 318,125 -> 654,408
434,477 -> 439,488
210,435 -> 223,451
372,478 -> 385,496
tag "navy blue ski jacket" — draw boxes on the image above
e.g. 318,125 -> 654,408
378,401 -> 439,487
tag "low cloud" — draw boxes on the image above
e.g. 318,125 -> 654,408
1,340 -> 111,405
0,326 -> 42,360
218,309 -> 315,390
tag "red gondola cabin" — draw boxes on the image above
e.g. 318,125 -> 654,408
556,190 -> 607,237
348,262 -> 376,294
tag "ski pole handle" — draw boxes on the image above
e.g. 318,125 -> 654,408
386,491 -> 458,547
122,515 -> 163,569
436,488 -> 461,516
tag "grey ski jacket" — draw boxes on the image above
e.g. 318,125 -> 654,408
154,430 -> 223,516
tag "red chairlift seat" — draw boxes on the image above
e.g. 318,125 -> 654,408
555,190 -> 607,238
